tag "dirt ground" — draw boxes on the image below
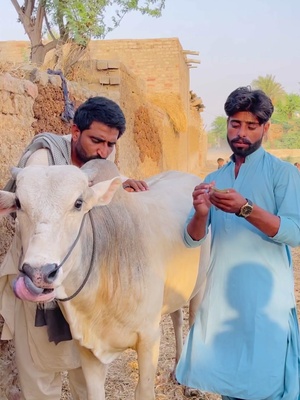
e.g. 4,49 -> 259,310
60,246 -> 300,400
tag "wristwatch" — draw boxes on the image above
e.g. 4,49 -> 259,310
235,198 -> 253,218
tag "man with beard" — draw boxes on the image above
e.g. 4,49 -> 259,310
0,96 -> 148,399
176,87 -> 300,400
5,96 -> 148,192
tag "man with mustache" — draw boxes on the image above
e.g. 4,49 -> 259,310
176,87 -> 300,400
0,96 -> 148,399
5,96 -> 148,193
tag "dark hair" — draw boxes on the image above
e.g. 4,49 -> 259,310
224,86 -> 274,124
73,96 -> 126,138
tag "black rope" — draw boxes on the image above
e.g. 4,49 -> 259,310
58,211 -> 96,302
56,214 -> 87,270
47,69 -> 75,123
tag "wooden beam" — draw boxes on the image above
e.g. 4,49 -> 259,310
186,59 -> 201,64
183,50 -> 200,55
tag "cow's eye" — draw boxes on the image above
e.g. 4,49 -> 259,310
15,197 -> 21,209
74,199 -> 83,210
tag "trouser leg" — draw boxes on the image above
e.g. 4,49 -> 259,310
14,304 -> 62,400
68,367 -> 88,400
15,334 -> 62,400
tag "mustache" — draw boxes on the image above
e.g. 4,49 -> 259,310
88,155 -> 105,160
231,137 -> 252,145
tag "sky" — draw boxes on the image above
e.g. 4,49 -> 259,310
1,0 -> 300,129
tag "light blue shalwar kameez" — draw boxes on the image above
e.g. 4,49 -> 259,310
176,147 -> 300,400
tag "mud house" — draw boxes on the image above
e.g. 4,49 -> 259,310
0,37 -> 207,188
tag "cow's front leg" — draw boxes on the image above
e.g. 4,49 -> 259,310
134,329 -> 160,400
78,346 -> 108,400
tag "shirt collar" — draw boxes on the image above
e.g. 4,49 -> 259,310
230,146 -> 265,164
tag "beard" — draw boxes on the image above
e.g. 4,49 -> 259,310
74,140 -> 104,164
227,135 -> 263,157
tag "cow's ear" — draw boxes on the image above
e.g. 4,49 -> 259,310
0,191 -> 17,216
88,177 -> 122,207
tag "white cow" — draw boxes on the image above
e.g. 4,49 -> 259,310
0,159 -> 209,400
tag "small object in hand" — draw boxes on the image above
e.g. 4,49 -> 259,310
212,187 -> 229,193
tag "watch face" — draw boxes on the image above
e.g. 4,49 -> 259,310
241,204 -> 253,216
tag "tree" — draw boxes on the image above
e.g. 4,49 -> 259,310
280,127 -> 300,149
272,93 -> 300,122
208,116 -> 227,147
269,93 -> 300,149
251,74 -> 286,105
10,0 -> 166,66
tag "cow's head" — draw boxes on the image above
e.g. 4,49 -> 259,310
0,160 -> 122,302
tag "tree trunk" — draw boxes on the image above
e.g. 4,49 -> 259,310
30,39 -> 59,66
30,44 -> 48,66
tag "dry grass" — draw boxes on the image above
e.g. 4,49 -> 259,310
0,61 -> 28,79
42,42 -> 92,81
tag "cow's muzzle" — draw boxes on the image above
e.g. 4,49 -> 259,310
22,262 -> 60,285
12,263 -> 58,302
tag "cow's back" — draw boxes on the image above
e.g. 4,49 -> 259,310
143,171 -> 203,314
91,168 -> 203,318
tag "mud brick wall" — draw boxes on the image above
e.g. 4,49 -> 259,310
0,38 -> 207,177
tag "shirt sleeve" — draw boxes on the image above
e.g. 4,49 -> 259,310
183,208 -> 209,248
271,165 -> 300,247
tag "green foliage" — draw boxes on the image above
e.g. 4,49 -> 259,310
272,93 -> 300,121
45,0 -> 165,45
268,93 -> 300,149
210,116 -> 227,138
280,131 -> 300,148
251,74 -> 286,105
208,116 -> 227,147
11,0 -> 165,64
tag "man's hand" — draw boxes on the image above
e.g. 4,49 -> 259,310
209,187 -> 246,214
122,179 -> 149,192
186,182 -> 214,241
209,187 -> 281,237
192,182 -> 215,217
